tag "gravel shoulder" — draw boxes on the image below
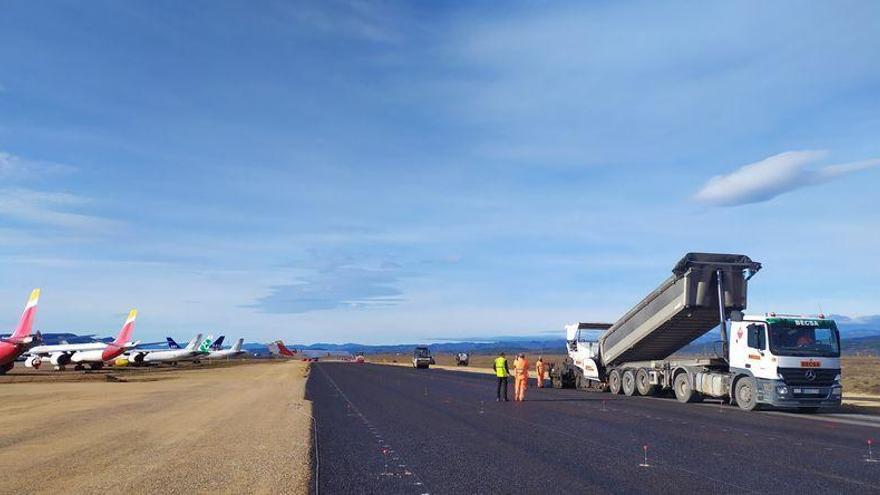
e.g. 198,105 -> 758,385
0,361 -> 313,494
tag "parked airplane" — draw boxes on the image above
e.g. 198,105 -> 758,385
126,334 -> 211,366
26,310 -> 138,370
0,289 -> 41,374
204,338 -> 245,360
267,340 -> 352,361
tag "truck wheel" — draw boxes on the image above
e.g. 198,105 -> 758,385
636,369 -> 657,396
608,369 -> 622,395
673,372 -> 697,403
734,377 -> 758,411
622,369 -> 637,396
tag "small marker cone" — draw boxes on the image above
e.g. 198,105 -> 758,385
381,448 -> 393,476
867,439 -> 878,463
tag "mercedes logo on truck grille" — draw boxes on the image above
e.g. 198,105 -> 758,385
804,370 -> 817,381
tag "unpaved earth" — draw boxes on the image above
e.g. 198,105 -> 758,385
0,361 -> 312,494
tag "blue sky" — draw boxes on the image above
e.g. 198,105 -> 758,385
1,1 -> 878,344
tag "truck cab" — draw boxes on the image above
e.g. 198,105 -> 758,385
729,314 -> 842,410
412,347 -> 433,369
564,323 -> 604,383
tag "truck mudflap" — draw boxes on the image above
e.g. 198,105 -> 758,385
755,378 -> 842,408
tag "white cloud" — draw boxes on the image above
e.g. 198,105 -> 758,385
0,188 -> 122,231
694,151 -> 880,206
0,151 -> 76,179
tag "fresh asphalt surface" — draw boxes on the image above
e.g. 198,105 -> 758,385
307,363 -> 880,494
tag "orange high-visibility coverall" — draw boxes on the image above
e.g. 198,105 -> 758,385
535,360 -> 545,388
514,358 -> 529,401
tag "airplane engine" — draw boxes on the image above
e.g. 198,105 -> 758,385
128,352 -> 145,365
24,356 -> 42,368
50,352 -> 71,366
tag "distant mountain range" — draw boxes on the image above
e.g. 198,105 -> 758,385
827,314 -> 880,338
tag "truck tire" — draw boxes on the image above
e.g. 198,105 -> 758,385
673,372 -> 698,403
622,369 -> 637,396
608,369 -> 622,395
635,369 -> 657,396
734,378 -> 759,411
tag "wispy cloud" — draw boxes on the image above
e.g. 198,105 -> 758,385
0,151 -> 76,179
248,252 -> 410,313
278,0 -> 400,43
0,188 -> 122,231
694,151 -> 880,206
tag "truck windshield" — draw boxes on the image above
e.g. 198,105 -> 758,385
768,321 -> 840,357
415,348 -> 431,358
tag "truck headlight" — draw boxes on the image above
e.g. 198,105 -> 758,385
832,387 -> 842,396
776,384 -> 789,396
834,374 -> 841,383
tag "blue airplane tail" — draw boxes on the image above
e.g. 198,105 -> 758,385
212,335 -> 225,350
166,337 -> 181,349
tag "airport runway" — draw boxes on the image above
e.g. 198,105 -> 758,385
307,362 -> 880,494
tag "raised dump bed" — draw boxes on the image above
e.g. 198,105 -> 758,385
599,253 -> 761,366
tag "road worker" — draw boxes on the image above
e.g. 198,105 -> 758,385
535,356 -> 546,388
514,353 -> 529,401
494,352 -> 510,402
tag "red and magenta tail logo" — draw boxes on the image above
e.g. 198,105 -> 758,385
275,341 -> 296,356
13,289 -> 40,338
113,310 -> 137,345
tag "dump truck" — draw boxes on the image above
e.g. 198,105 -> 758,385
550,253 -> 842,411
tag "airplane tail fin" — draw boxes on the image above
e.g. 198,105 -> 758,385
166,337 -> 180,349
185,334 -> 203,351
198,335 -> 214,353
232,338 -> 243,352
274,340 -> 296,357
112,310 -> 137,346
12,289 -> 40,339
211,335 -> 225,350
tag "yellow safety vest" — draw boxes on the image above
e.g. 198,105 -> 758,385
494,356 -> 508,377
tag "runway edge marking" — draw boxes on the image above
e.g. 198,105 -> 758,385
315,364 -> 431,495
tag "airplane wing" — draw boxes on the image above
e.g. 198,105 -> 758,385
24,348 -> 77,357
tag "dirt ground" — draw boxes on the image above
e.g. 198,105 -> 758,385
841,357 -> 880,395
0,360 -> 313,495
